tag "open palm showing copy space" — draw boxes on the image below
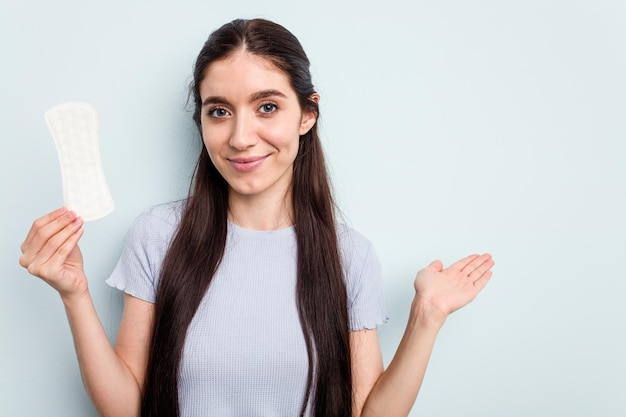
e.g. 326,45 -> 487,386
19,207 -> 87,299
414,254 -> 494,322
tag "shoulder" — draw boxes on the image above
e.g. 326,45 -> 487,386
337,223 -> 376,263
337,224 -> 388,328
336,224 -> 380,283
138,199 -> 185,225
107,200 -> 187,298
128,199 -> 186,245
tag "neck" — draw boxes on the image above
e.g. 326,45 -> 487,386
227,189 -> 293,231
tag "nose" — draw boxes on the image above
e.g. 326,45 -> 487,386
229,114 -> 258,151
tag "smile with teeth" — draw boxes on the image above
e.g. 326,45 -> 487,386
228,155 -> 269,172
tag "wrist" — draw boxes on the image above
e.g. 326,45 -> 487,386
60,285 -> 91,308
409,297 -> 447,331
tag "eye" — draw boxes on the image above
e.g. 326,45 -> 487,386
258,102 -> 278,114
207,107 -> 230,118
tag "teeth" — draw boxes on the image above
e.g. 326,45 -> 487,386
45,102 -> 114,221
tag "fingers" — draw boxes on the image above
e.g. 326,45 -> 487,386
448,254 -> 480,271
427,259 -> 443,272
460,253 -> 494,286
21,208 -> 78,254
19,209 -> 84,273
26,226 -> 83,278
444,253 -> 494,286
21,207 -> 68,250
473,270 -> 492,291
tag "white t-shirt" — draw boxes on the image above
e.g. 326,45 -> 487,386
107,201 -> 388,417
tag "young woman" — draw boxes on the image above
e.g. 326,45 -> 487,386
19,18 -> 494,417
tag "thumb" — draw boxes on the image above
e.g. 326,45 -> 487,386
427,259 -> 443,272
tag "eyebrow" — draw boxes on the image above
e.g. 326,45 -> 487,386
202,89 -> 288,107
250,89 -> 287,101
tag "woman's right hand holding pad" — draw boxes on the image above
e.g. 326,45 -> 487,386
19,207 -> 87,299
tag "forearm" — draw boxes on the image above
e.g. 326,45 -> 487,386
360,299 -> 445,417
62,291 -> 142,417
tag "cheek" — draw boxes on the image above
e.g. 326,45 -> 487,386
260,121 -> 301,149
201,137 -> 226,173
201,123 -> 227,153
201,133 -> 214,156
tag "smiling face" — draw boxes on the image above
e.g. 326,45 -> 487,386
199,51 -> 317,207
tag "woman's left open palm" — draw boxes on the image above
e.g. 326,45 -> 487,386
414,253 -> 494,321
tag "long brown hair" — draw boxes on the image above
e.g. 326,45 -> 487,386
141,19 -> 351,417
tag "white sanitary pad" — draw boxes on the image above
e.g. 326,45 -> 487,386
45,102 -> 114,221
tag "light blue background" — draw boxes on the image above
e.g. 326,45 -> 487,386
2,1 -> 625,416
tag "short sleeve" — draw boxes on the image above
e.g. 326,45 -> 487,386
106,202 -> 182,303
339,227 -> 389,331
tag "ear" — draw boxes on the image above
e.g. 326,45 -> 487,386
299,93 -> 320,135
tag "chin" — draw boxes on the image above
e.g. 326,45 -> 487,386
228,182 -> 264,196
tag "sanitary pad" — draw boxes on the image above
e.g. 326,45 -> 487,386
45,102 -> 114,221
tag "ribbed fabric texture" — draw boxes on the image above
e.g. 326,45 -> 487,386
106,201 -> 388,417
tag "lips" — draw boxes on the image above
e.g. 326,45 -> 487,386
227,155 -> 269,172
